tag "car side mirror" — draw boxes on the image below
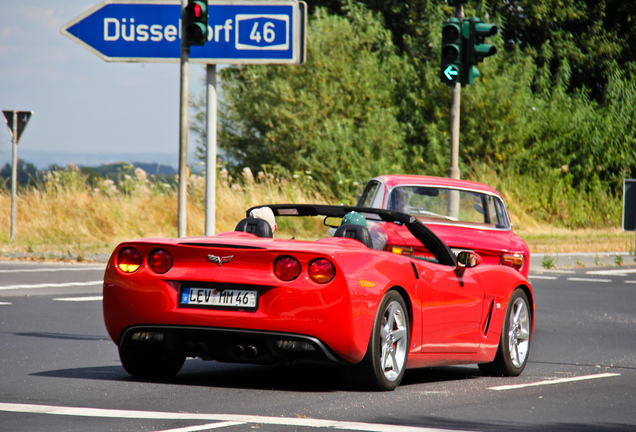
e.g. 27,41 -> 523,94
455,250 -> 482,272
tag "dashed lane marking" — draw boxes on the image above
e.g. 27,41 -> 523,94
0,281 -> 103,291
587,269 -> 636,276
0,267 -> 104,273
488,372 -> 620,391
566,277 -> 612,283
528,275 -> 558,280
532,269 -> 575,274
53,296 -> 103,302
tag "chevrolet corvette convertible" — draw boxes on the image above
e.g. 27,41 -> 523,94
103,204 -> 533,391
357,175 -> 530,278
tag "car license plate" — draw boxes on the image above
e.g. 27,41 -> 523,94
180,287 -> 258,309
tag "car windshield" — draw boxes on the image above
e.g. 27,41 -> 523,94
387,186 -> 510,229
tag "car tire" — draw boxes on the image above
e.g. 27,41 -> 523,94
479,288 -> 531,376
119,345 -> 185,378
350,290 -> 410,391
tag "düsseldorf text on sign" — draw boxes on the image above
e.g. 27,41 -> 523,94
61,0 -> 305,64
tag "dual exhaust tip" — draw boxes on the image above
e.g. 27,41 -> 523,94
232,344 -> 259,359
184,342 -> 259,359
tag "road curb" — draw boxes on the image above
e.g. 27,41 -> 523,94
530,251 -> 635,271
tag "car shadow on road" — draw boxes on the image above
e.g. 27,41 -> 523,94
32,359 -> 483,392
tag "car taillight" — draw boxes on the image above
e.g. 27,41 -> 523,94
274,256 -> 301,281
308,258 -> 335,284
390,246 -> 413,256
501,253 -> 525,271
148,249 -> 173,274
117,247 -> 142,273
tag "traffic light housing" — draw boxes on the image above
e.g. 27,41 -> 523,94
464,18 -> 498,84
440,18 -> 463,86
185,0 -> 208,46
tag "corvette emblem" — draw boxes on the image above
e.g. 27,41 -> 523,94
207,254 -> 233,266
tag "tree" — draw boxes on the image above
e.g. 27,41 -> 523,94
0,159 -> 38,188
205,4 -> 411,199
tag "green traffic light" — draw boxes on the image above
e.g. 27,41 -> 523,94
440,18 -> 463,85
461,17 -> 498,85
473,21 -> 497,63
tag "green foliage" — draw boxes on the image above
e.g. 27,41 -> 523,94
212,3 -> 409,199
0,159 -> 38,188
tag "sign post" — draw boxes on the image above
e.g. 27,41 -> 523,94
2,110 -> 33,242
62,0 -> 306,237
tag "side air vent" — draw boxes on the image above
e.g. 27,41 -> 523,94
484,300 -> 495,335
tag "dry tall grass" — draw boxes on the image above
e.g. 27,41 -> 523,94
0,165 -> 632,259
0,166 -> 333,257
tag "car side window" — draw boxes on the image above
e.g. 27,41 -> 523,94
492,197 -> 511,228
358,180 -> 382,208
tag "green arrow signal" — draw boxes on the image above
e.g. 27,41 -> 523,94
444,65 -> 459,81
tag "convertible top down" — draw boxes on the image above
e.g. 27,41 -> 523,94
103,204 -> 534,390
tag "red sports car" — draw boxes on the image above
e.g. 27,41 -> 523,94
103,204 -> 533,391
357,175 -> 530,278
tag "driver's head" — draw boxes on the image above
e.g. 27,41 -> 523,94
389,188 -> 409,212
342,211 -> 367,227
249,207 -> 277,233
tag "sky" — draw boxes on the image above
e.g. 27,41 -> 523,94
0,1 -> 207,169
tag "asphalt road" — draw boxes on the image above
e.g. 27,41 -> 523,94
1,260 -> 635,432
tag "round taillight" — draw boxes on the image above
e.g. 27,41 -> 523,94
117,247 -> 142,273
148,249 -> 173,274
309,259 -> 335,284
274,256 -> 301,281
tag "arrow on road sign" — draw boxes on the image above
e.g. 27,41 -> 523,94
2,111 -> 33,144
61,0 -> 306,65
443,65 -> 459,81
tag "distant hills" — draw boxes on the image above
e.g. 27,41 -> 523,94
83,162 -> 177,177
0,149 -> 181,171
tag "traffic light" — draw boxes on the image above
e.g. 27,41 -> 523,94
440,18 -> 463,86
464,18 -> 498,84
185,0 -> 208,46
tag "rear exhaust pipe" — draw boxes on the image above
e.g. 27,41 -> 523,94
245,345 -> 258,359
232,345 -> 245,358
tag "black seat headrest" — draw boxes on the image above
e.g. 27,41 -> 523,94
235,217 -> 273,238
334,224 -> 373,249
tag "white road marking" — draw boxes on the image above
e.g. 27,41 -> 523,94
587,269 -> 636,276
533,269 -> 575,274
0,402 -> 480,432
0,301 -> 12,305
625,280 -> 636,284
153,422 -> 247,432
54,296 -> 103,302
0,267 -> 104,273
528,275 -> 558,280
0,281 -> 102,291
488,373 -> 620,391
566,277 -> 612,283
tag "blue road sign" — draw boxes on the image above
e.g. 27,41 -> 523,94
61,0 -> 305,64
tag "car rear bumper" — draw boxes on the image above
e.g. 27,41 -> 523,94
119,325 -> 349,366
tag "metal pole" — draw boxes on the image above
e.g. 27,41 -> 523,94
447,5 -> 463,220
178,0 -> 189,238
205,64 -> 217,235
10,111 -> 18,242
448,4 -> 463,181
